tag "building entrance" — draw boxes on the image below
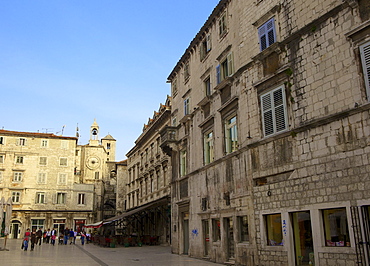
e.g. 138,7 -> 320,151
291,211 -> 314,265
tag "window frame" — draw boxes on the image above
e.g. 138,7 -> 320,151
58,173 -> 67,185
56,192 -> 67,204
41,139 -> 48,147
36,192 -> 46,204
16,156 -> 24,164
224,114 -> 238,154
17,138 -> 27,146
204,76 -> 211,96
0,136 -> 4,145
218,12 -> 228,37
184,61 -> 190,82
39,156 -> 47,166
200,34 -> 212,60
13,172 -> 23,182
258,17 -> 276,51
204,130 -> 214,165
180,149 -> 187,177
11,191 -> 21,203
77,193 -> 86,205
260,85 -> 288,137
59,157 -> 68,166
359,41 -> 370,101
37,173 -> 47,184
322,208 -> 351,247
184,97 -> 190,115
238,215 -> 249,243
216,52 -> 234,84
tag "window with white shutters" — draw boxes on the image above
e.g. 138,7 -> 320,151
261,85 -> 288,137
360,42 -> 370,101
258,18 -> 276,51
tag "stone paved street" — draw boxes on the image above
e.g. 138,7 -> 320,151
0,239 -> 222,266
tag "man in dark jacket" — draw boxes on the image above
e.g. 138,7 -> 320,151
63,227 -> 70,245
36,228 -> 43,246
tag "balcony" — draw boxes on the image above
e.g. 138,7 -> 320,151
159,126 -> 177,156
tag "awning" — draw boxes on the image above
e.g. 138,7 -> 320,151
103,197 -> 169,225
84,221 -> 104,228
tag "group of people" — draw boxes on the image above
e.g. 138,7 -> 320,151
22,227 -> 90,251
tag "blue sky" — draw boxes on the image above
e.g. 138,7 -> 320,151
0,0 -> 220,160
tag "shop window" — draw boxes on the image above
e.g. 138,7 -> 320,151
265,213 -> 283,246
322,208 -> 350,247
212,219 -> 221,241
238,216 -> 249,242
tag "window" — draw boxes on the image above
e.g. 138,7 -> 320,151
265,213 -> 283,246
180,149 -> 187,176
31,219 -> 44,232
258,17 -> 276,51
11,191 -> 21,203
184,61 -> 190,82
16,156 -> 24,164
261,85 -> 288,137
216,52 -> 234,84
17,138 -> 26,146
13,172 -> 23,182
0,136 -> 4,144
38,173 -> 46,184
225,115 -> 238,154
219,12 -> 227,36
95,172 -> 99,179
41,139 -> 48,147
78,193 -> 86,205
238,216 -> 249,242
56,192 -> 66,204
107,143 -> 111,150
36,192 -> 45,204
39,157 -> 47,166
184,98 -> 190,115
0,155 -> 4,164
59,158 -> 67,166
58,173 -> 67,184
360,41 -> 370,100
212,219 -> 221,241
204,131 -> 214,164
323,208 -> 350,247
200,34 -> 212,60
172,78 -> 178,96
172,116 -> 177,126
204,77 -> 211,96
61,140 -> 68,149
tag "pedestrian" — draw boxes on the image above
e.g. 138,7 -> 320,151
36,227 -> 43,246
22,228 -> 31,251
80,231 -> 85,245
30,228 -> 37,251
59,233 -> 64,245
63,227 -> 70,245
86,231 -> 91,244
51,233 -> 56,246
69,229 -> 75,244
45,229 -> 51,244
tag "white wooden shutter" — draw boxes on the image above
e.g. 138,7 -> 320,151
227,52 -> 234,76
258,18 -> 276,51
360,42 -> 370,101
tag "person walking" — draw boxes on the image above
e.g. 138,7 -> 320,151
51,233 -> 56,246
22,228 -> 31,251
36,227 -> 43,246
63,227 -> 70,245
80,231 -> 85,245
45,229 -> 51,244
30,228 -> 37,251
69,229 -> 75,244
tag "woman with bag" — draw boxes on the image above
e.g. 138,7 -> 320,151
22,228 -> 31,251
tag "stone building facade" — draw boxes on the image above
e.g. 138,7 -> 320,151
164,0 -> 370,265
0,120 -> 116,238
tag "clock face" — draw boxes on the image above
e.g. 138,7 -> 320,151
86,156 -> 100,169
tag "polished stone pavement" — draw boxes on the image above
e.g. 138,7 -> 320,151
0,238 -> 222,266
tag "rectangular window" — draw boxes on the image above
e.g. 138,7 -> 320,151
38,173 -> 46,184
0,136 -> 4,145
238,216 -> 249,242
180,149 -> 187,176
219,12 -> 227,36
36,192 -> 45,204
39,157 -> 47,166
58,173 -> 67,184
95,172 -> 100,179
107,143 -> 111,150
172,116 -> 177,127
13,172 -> 23,182
59,158 -> 68,166
184,61 -> 190,82
184,98 -> 190,115
200,34 -> 212,60
204,77 -> 211,96
261,85 -> 288,137
0,155 -> 4,164
56,192 -> 66,204
12,191 -> 21,203
225,115 -> 238,154
78,193 -> 86,205
204,131 -> 214,164
265,213 -> 283,246
323,208 -> 350,247
212,219 -> 221,242
61,140 -> 68,149
258,17 -> 276,51
17,138 -> 26,146
360,41 -> 370,101
216,52 -> 233,84
16,156 -> 24,164
172,78 -> 178,96
41,139 -> 48,147
31,219 -> 44,232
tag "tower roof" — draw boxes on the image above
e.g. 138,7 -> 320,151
102,134 -> 116,141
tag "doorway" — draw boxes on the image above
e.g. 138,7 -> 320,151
53,219 -> 66,238
291,211 -> 314,265
10,221 -> 21,239
183,212 -> 189,255
225,217 -> 235,260
202,220 -> 210,257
